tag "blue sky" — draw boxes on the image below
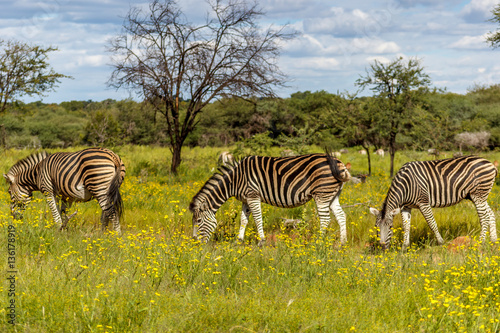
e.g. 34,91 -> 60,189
1,0 -> 499,103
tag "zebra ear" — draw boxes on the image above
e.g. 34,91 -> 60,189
369,207 -> 380,216
3,173 -> 13,184
391,208 -> 401,216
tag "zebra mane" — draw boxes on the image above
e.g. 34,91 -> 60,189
7,151 -> 49,178
189,161 -> 240,213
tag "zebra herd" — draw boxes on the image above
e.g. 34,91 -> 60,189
3,148 -> 498,249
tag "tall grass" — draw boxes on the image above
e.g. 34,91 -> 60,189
1,146 -> 499,332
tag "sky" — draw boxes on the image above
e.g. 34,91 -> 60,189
1,0 -> 499,103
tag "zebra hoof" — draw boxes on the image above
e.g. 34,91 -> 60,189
257,239 -> 266,247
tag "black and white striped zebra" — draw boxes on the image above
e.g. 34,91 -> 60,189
370,155 -> 497,250
4,148 -> 126,232
189,153 -> 351,245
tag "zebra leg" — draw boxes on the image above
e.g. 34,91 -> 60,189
60,200 -> 73,230
246,198 -> 266,246
471,198 -> 494,242
328,195 -> 347,245
45,193 -> 64,228
96,196 -> 120,233
418,205 -> 444,245
401,208 -> 412,251
487,204 -> 497,242
110,211 -> 121,235
237,203 -> 251,242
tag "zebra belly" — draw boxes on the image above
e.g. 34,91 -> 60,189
60,184 -> 92,202
260,193 -> 312,208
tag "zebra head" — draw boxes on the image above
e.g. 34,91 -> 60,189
190,207 -> 217,242
4,151 -> 48,220
3,173 -> 32,220
369,207 -> 400,250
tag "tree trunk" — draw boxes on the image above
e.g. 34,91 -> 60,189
171,142 -> 182,174
0,123 -> 6,148
362,145 -> 371,176
389,131 -> 397,177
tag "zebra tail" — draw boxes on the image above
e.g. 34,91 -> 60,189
107,165 -> 124,219
325,150 -> 349,183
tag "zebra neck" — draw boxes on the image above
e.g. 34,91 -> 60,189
197,171 -> 236,212
382,189 -> 402,218
24,164 -> 41,192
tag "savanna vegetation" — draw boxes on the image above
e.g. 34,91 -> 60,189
2,82 -> 500,153
1,146 -> 499,332
1,1 -> 500,330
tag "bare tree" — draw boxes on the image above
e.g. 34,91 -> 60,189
107,0 -> 294,173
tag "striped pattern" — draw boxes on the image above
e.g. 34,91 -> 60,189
189,153 -> 351,245
370,155 -> 497,250
4,148 -> 126,232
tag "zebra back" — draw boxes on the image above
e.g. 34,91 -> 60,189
190,153 -> 351,213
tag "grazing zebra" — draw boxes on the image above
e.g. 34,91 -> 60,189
4,148 -> 126,232
189,153 -> 351,245
370,155 -> 497,250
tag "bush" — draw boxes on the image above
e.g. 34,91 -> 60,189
454,131 -> 491,151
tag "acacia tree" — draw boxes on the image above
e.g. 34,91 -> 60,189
108,0 -> 293,173
340,95 -> 387,176
486,3 -> 500,47
0,40 -> 68,146
356,57 -> 431,177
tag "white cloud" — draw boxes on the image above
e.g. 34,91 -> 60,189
303,6 -> 397,38
461,0 -> 497,22
365,56 -> 391,64
1,0 -> 499,102
299,57 -> 340,71
449,34 -> 489,49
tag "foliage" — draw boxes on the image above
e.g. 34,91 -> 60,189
0,39 -> 69,114
276,125 -> 318,155
233,131 -> 275,156
84,109 -> 121,146
454,131 -> 491,151
486,3 -> 500,48
3,103 -> 86,148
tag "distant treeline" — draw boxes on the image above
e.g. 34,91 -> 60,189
2,84 -> 500,152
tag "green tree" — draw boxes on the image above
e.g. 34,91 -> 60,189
85,109 -> 121,146
486,3 -> 500,48
0,39 -> 69,146
356,57 -> 431,176
339,95 -> 387,176
108,0 -> 294,174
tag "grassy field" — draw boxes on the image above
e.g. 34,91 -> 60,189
1,146 -> 500,332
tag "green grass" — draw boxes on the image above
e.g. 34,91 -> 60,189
1,146 -> 499,332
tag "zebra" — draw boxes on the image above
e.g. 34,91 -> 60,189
189,153 -> 351,246
4,147 -> 126,233
369,155 -> 497,251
